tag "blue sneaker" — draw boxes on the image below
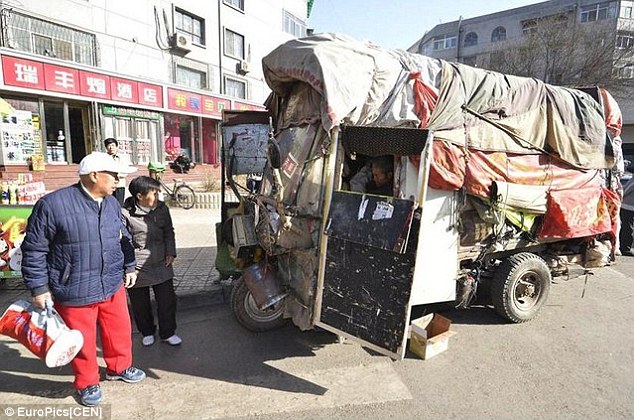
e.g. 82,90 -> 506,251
105,366 -> 146,383
78,384 -> 102,406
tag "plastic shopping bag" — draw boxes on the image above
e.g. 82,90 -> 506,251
0,299 -> 83,367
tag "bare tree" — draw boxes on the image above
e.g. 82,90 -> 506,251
485,13 -> 634,94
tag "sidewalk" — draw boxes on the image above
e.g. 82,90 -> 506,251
0,207 -> 225,313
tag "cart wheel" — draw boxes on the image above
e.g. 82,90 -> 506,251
491,252 -> 551,323
230,277 -> 287,332
174,185 -> 196,209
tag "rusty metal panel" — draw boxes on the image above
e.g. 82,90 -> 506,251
325,191 -> 416,253
320,237 -> 416,357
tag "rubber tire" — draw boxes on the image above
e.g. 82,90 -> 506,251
174,185 -> 196,209
491,252 -> 551,323
230,277 -> 287,332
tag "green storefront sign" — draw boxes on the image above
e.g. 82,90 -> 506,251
102,105 -> 161,120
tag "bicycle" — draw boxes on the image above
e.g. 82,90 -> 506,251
148,163 -> 197,209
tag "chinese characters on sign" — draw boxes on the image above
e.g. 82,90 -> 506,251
1,54 -> 264,117
167,88 -> 230,118
1,55 -> 163,107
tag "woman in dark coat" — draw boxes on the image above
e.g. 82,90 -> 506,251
122,176 -> 181,346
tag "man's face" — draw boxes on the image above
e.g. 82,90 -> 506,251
105,142 -> 118,156
94,171 -> 119,196
371,167 -> 391,188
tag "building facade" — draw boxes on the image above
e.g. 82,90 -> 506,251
408,0 -> 634,142
0,0 -> 308,170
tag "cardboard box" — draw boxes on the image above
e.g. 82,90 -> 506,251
409,313 -> 457,360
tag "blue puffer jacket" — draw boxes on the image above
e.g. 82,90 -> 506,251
21,183 -> 136,306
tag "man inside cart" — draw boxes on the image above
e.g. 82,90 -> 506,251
349,155 -> 394,196
21,152 -> 144,407
104,137 -> 127,205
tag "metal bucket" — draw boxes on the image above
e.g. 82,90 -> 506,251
242,262 -> 287,310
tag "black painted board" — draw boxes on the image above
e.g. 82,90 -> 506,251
325,191 -> 416,253
321,237 -> 416,355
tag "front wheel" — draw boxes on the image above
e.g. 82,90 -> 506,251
174,185 -> 196,209
490,253 -> 551,323
230,277 -> 287,332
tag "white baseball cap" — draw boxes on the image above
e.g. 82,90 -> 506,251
78,152 -> 138,175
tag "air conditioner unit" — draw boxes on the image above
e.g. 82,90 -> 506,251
170,34 -> 192,54
237,60 -> 250,74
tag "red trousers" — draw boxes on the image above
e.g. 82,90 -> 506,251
55,286 -> 133,390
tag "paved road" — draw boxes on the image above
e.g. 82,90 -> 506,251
0,208 -> 633,419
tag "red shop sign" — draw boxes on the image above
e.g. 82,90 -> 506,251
79,71 -> 111,99
167,88 -> 202,113
201,95 -> 230,117
233,101 -> 265,111
138,82 -> 163,107
43,64 -> 80,94
110,77 -> 138,103
2,56 -> 45,90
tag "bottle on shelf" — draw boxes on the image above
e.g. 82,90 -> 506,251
1,181 -> 10,205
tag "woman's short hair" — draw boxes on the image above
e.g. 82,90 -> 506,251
128,176 -> 161,197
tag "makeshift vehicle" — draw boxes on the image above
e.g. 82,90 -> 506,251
215,34 -> 622,360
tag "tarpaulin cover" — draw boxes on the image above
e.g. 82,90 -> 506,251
427,141 -> 602,198
263,33 -> 612,170
538,187 -> 618,240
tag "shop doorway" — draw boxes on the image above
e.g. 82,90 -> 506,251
43,101 -> 90,164
69,106 -> 87,163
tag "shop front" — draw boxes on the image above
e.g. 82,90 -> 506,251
0,50 -> 265,192
165,87 -> 230,165
101,105 -> 162,166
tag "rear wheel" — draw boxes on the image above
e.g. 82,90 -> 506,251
491,253 -> 551,323
230,277 -> 287,332
174,185 -> 196,209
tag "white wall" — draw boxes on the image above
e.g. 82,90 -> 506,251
0,0 -> 308,103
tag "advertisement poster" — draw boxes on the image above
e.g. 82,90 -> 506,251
1,110 -> 40,165
0,205 -> 32,278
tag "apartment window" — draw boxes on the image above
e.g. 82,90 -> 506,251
4,11 -> 96,65
580,2 -> 615,22
617,31 -> 634,48
616,64 -> 634,78
225,77 -> 246,99
224,29 -> 245,59
284,10 -> 307,38
491,26 -> 507,42
522,19 -> 538,35
463,32 -> 478,47
175,8 -> 205,45
433,36 -> 457,50
223,0 -> 244,11
176,66 -> 207,89
621,5 -> 633,18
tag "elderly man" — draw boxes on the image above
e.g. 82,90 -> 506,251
21,152 -> 144,407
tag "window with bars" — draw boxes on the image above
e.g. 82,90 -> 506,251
491,26 -> 507,42
617,31 -> 634,48
225,77 -> 246,99
580,2 -> 615,22
463,32 -> 478,47
621,5 -> 633,18
176,66 -> 207,89
522,20 -> 538,35
616,64 -> 634,78
433,36 -> 457,50
283,10 -> 306,38
223,0 -> 244,11
4,11 -> 96,65
175,8 -> 205,45
224,29 -> 245,59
